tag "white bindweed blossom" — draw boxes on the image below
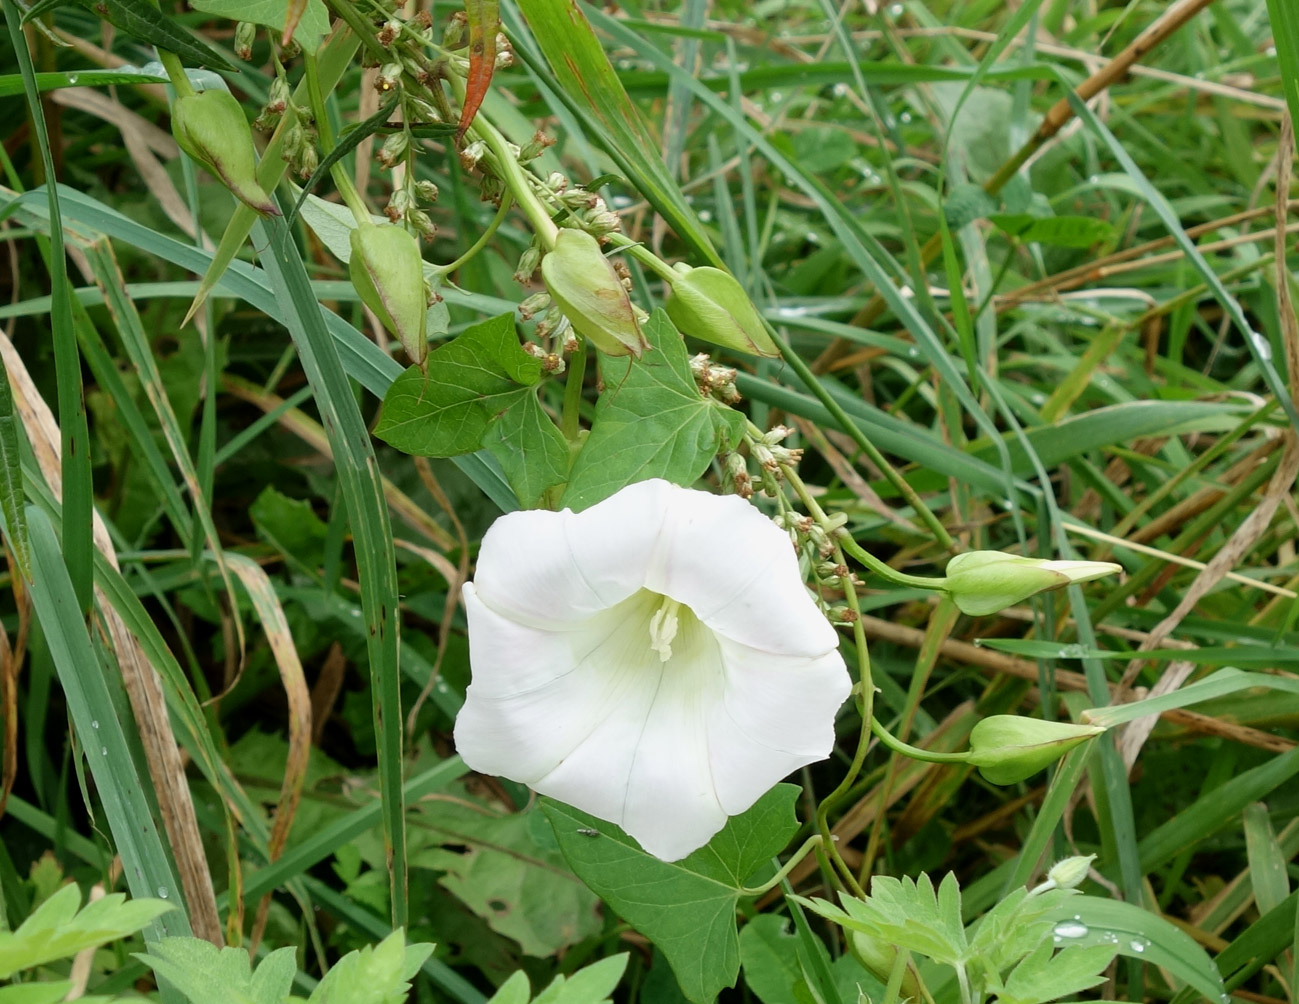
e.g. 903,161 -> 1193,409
454,479 -> 852,861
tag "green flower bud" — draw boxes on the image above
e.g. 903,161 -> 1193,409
1046,854 -> 1095,891
849,932 -> 920,998
665,264 -> 778,357
941,552 -> 1121,616
540,229 -> 646,357
171,89 -> 278,216
349,222 -> 428,366
968,716 -> 1105,785
234,21 -> 256,61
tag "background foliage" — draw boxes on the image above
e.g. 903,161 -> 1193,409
1,0 -> 1298,1001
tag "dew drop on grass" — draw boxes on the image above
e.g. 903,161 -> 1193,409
100,747 -> 108,756
91,720 -> 99,729
1053,921 -> 1088,939
1129,940 -> 1146,953
157,886 -> 168,899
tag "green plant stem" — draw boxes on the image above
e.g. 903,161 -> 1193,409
869,717 -> 970,765
740,835 -> 824,897
603,233 -> 679,283
301,51 -> 370,223
157,50 -> 195,98
836,533 -> 948,591
766,327 -> 954,551
561,339 -> 588,443
881,950 -> 912,1004
453,81 -> 559,247
435,195 -> 513,276
780,458 -> 873,896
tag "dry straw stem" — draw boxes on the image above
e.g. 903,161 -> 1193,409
225,554 -> 311,955
0,332 -> 224,945
814,0 -> 1222,371
1112,110 -> 1299,771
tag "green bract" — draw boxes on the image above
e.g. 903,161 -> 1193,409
349,222 -> 429,366
540,229 -> 646,357
941,551 -> 1121,616
665,264 -> 777,356
170,89 -> 278,216
967,716 -> 1105,785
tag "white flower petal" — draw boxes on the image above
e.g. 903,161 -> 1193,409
472,480 -> 671,625
647,487 -> 838,656
454,587 -> 653,782
455,479 -> 854,861
706,639 -> 851,814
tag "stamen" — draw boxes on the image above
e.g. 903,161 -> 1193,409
648,596 -> 681,662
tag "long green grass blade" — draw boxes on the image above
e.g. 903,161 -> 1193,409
252,212 -> 408,927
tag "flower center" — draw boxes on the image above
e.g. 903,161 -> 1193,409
648,596 -> 682,662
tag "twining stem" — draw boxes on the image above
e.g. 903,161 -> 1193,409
740,835 -> 824,896
869,716 -> 969,764
835,533 -> 948,591
435,194 -> 513,276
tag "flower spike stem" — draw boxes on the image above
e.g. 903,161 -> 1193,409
739,835 -> 825,897
765,323 -> 954,551
869,716 -> 971,765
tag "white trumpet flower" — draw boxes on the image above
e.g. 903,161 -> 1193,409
454,479 -> 851,861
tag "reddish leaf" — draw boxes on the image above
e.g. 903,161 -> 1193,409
457,0 -> 500,141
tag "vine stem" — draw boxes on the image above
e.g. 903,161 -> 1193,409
739,835 -> 824,897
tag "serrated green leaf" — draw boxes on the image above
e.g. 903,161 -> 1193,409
537,953 -> 628,1004
989,213 -> 1115,248
797,874 -> 968,968
0,884 -> 173,979
137,937 -> 298,1004
375,313 -> 542,457
482,390 -> 572,509
486,971 -> 532,1004
561,311 -> 744,511
543,785 -> 801,1004
305,930 -> 434,1004
994,939 -> 1116,1004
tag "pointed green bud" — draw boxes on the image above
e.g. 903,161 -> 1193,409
968,716 -> 1105,785
171,90 -> 279,216
1046,854 -> 1095,890
941,551 -> 1121,616
665,264 -> 778,357
349,223 -> 428,366
540,229 -> 646,357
